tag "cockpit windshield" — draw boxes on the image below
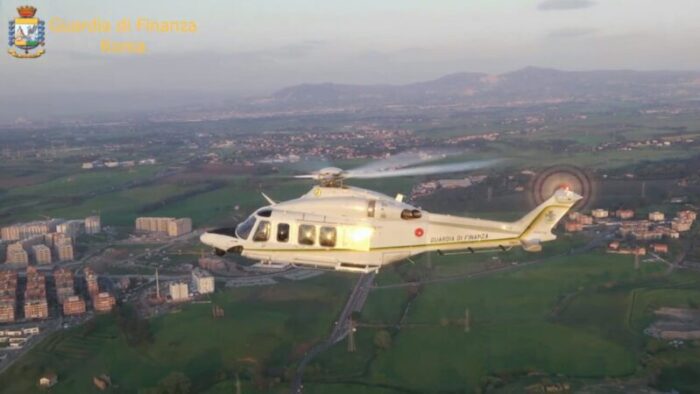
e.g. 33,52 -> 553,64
235,215 -> 256,239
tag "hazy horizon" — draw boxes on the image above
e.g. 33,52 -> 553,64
3,0 -> 700,123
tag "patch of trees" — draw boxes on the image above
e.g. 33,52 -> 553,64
373,330 -> 392,350
616,155 -> 700,180
112,304 -> 153,347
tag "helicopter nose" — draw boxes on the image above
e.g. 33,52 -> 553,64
200,231 -> 240,252
200,232 -> 218,247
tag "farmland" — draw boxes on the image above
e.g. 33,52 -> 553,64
303,252 -> 700,393
0,274 -> 355,393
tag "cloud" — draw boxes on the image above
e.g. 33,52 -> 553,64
547,27 -> 597,38
538,0 -> 596,11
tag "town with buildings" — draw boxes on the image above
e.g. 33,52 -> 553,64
134,216 -> 192,238
81,158 -> 157,170
0,210 -> 216,362
410,175 -> 489,199
0,216 -> 100,266
0,215 -> 177,327
201,128 -> 501,167
565,207 -> 697,256
0,265 -> 116,326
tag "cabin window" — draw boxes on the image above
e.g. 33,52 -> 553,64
236,216 -> 256,239
257,209 -> 272,217
367,200 -> 376,218
298,224 -> 316,245
277,223 -> 290,243
319,226 -> 337,247
252,220 -> 271,242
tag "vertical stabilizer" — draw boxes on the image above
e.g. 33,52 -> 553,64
515,189 -> 582,244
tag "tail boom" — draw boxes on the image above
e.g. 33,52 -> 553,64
423,188 -> 581,254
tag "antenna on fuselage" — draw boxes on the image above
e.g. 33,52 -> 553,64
261,192 -> 276,205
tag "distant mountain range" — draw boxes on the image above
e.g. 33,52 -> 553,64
5,67 -> 700,127
261,67 -> 700,110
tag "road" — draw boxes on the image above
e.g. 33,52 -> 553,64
330,272 -> 375,344
0,319 -> 61,376
290,272 -> 375,394
677,225 -> 699,270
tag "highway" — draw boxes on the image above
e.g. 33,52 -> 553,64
290,272 -> 375,394
330,272 -> 375,344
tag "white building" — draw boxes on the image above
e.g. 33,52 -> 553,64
2,220 -> 62,241
591,209 -> 609,219
169,281 -> 189,302
22,326 -> 39,335
649,211 -> 665,222
192,268 -> 215,294
55,242 -> 74,262
167,218 -> 192,237
57,220 -> 84,237
31,244 -> 52,265
6,243 -> 28,265
85,216 -> 101,234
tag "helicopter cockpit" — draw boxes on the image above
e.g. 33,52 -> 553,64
233,208 -> 273,240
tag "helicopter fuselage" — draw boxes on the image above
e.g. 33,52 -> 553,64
200,185 -> 581,273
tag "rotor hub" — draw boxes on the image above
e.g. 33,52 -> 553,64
317,167 -> 346,187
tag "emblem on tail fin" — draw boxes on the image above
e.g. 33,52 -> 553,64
545,210 -> 557,223
518,188 -> 582,245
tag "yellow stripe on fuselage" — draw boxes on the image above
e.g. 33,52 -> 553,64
244,204 -> 571,254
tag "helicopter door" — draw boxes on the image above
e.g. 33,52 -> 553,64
342,226 -> 372,251
252,221 -> 271,243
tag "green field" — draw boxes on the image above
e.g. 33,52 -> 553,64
0,274 -> 354,393
304,252 -> 700,393
0,170 -> 268,227
0,162 -> 416,230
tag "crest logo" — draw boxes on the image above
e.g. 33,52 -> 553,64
8,6 -> 45,58
545,210 -> 557,223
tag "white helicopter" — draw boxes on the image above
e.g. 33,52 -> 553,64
200,155 -> 581,273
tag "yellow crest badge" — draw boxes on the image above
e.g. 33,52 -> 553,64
8,6 -> 45,58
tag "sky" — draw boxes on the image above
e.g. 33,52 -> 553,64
1,0 -> 700,122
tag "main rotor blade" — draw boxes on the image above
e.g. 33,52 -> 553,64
346,159 -> 501,179
290,157 -> 335,173
349,150 -> 455,174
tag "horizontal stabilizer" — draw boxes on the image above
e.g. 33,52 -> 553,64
521,239 -> 542,252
